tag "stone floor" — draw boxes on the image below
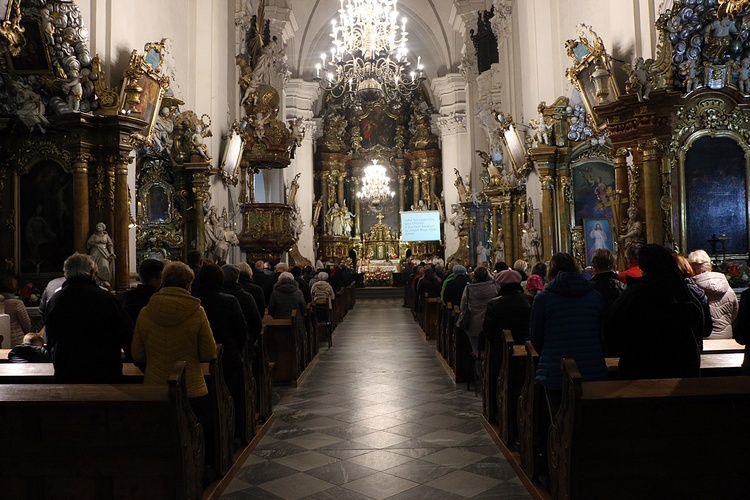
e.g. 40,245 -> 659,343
221,297 -> 530,499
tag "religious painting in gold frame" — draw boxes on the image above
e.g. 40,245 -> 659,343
565,24 -> 619,133
495,111 -> 531,181
118,49 -> 170,142
5,19 -> 52,75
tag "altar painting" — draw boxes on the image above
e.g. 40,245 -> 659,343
685,136 -> 747,255
359,106 -> 397,149
584,218 -> 613,265
572,161 -> 615,226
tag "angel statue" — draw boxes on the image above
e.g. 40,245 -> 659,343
449,203 -> 466,234
286,172 -> 301,207
624,57 -> 653,102
476,150 -> 502,187
454,168 -> 470,203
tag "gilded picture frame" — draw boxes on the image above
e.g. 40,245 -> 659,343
6,19 -> 52,75
118,49 -> 170,142
495,111 -> 531,181
565,25 -> 620,132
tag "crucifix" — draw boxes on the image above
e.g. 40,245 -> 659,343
596,186 -> 627,234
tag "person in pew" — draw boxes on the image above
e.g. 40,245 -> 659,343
525,262 -> 547,298
8,332 -> 50,363
237,262 -> 266,316
45,253 -> 133,383
531,253 -> 607,412
484,270 -> 533,345
269,272 -> 307,321
132,261 -> 217,478
604,244 -> 705,380
617,243 -> 642,284
459,265 -> 497,360
0,273 -> 31,347
186,250 -> 203,293
416,266 -> 442,311
252,260 -> 272,306
291,266 -> 312,303
589,248 -> 624,312
39,275 -> 65,319
310,272 -> 336,308
688,249 -> 738,339
221,264 -> 263,346
674,253 -> 713,348
193,264 -> 249,430
443,265 -> 471,310
117,259 -> 163,324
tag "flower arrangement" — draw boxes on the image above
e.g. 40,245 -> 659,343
723,262 -> 750,289
363,270 -> 392,287
18,283 -> 41,307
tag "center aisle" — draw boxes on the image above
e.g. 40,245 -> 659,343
222,297 -> 531,499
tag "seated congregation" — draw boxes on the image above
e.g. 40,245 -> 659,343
408,243 -> 749,498
0,250 -> 356,498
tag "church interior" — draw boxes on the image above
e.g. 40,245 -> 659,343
1,0 -> 750,498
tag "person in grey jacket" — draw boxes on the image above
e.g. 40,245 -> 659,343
459,266 -> 497,356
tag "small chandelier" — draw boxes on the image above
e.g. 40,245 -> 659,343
314,0 -> 425,104
357,160 -> 395,210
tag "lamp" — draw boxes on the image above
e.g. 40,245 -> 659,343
314,0 -> 425,104
356,160 -> 395,211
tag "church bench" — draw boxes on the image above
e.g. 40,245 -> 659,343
422,296 -> 440,340
304,303 -> 316,363
436,300 -> 448,356
549,358 -> 750,499
253,331 -> 274,422
0,349 -> 236,479
335,290 -> 346,324
0,362 -> 204,499
312,298 -> 333,349
702,338 -> 744,354
263,310 -> 303,384
486,330 -> 526,447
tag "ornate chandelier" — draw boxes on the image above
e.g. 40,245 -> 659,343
314,0 -> 425,103
356,160 -> 395,210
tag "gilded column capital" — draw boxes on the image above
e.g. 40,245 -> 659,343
73,153 -> 93,173
636,139 -> 662,160
540,175 -> 555,191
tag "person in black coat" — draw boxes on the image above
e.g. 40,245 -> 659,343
221,264 -> 263,346
238,262 -> 266,317
482,269 -> 533,423
291,265 -> 312,303
251,260 -> 272,305
443,265 -> 471,308
604,244 -> 705,380
589,249 -> 624,312
45,253 -> 133,383
194,264 -> 249,405
117,259 -> 163,323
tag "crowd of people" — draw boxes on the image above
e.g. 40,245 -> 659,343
404,244 -> 745,403
0,249 -> 356,477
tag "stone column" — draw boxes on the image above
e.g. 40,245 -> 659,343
398,174 -> 406,212
111,155 -> 132,291
72,154 -> 91,253
337,172 -> 345,207
352,177 -> 361,237
501,197 -> 513,263
638,139 -> 664,245
412,173 -> 420,207
614,147 -> 630,269
187,166 -> 211,256
556,166 -> 572,254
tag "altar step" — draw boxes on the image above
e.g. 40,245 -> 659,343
355,286 -> 403,300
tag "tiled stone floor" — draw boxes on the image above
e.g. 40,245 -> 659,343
222,298 -> 530,499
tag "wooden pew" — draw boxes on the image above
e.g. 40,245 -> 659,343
702,338 -> 744,353
263,310 -> 303,385
0,362 -> 204,499
490,331 -> 526,448
423,296 -> 440,340
312,298 -> 333,349
253,331 -> 273,422
549,359 -> 750,499
335,290 -> 345,324
237,344 -> 257,444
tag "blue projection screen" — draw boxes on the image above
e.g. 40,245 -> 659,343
400,211 -> 441,242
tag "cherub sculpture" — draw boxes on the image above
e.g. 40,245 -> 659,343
624,57 -> 652,102
14,82 -> 50,133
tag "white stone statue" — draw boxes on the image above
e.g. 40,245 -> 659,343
739,57 -> 750,94
493,228 -> 505,265
340,202 -> 354,236
449,203 -> 466,235
204,206 -> 223,258
152,107 -> 174,153
87,222 -> 116,289
61,62 -> 83,112
625,57 -> 652,102
522,222 -> 542,266
326,202 -> 343,236
476,243 -> 490,266
14,82 -> 49,133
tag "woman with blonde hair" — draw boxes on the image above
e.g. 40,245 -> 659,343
688,249 -> 737,339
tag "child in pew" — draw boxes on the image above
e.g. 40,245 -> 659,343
8,333 -> 51,363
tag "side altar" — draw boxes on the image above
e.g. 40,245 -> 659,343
359,214 -> 402,272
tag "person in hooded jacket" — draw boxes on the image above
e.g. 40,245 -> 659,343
269,272 -> 308,370
530,253 -> 607,406
589,248 -> 624,312
132,261 -> 217,481
443,265 -> 471,308
688,249 -> 738,339
459,266 -> 497,356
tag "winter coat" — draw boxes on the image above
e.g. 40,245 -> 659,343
604,272 -> 703,380
8,343 -> 51,363
443,274 -> 471,308
459,280 -> 498,338
238,274 -> 266,317
45,276 -> 133,383
531,272 -> 607,389
589,271 -> 625,311
269,281 -> 308,348
223,280 -> 263,345
692,271 -> 738,339
193,287 -> 249,373
0,294 -> 31,347
310,280 -> 335,307
133,287 -> 217,398
117,284 -> 159,324
483,283 -> 533,344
